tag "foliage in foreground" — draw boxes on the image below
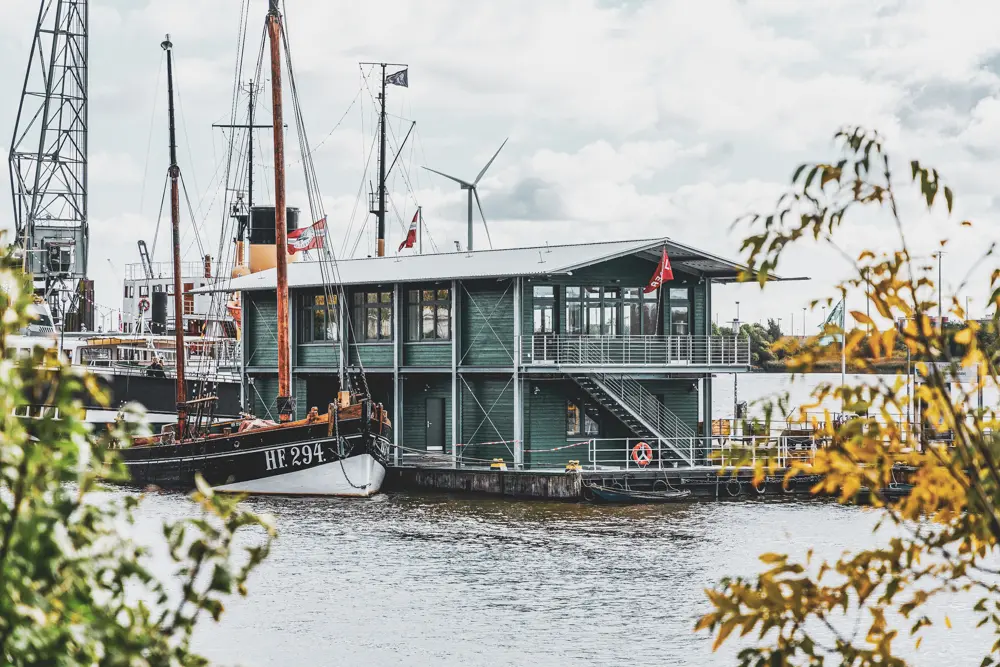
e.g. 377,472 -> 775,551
0,244 -> 275,664
697,128 -> 1000,665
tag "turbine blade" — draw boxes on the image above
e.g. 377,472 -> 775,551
473,137 -> 508,186
422,166 -> 473,188
474,188 -> 493,249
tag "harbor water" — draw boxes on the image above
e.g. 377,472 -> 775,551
125,373 -> 991,666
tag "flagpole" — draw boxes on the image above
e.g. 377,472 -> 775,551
418,205 -> 423,255
841,297 -> 847,413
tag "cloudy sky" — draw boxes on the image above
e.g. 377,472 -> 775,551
2,0 -> 998,332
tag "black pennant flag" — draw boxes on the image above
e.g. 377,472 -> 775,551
385,68 -> 408,87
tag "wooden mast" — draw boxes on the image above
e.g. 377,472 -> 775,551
267,0 -> 293,422
162,35 -> 187,438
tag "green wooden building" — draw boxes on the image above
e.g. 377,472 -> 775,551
224,237 -> 754,469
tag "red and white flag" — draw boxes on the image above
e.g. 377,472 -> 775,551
644,247 -> 674,293
287,217 -> 326,254
398,209 -> 419,252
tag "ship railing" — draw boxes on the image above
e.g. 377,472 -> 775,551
125,261 -> 207,281
520,334 -> 751,367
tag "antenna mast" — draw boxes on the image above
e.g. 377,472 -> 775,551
9,0 -> 92,331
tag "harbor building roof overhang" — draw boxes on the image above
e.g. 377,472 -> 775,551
194,237 -> 801,294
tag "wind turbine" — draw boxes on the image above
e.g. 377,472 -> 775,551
423,138 -> 507,251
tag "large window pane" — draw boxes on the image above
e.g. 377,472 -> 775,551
586,306 -> 602,335
533,285 -> 554,298
566,286 -> 581,299
671,305 -> 689,335
566,303 -> 582,334
380,307 -> 392,338
669,287 -> 689,300
436,307 -> 449,339
625,302 -> 642,336
603,305 -> 617,335
642,302 -> 658,335
366,309 -> 378,339
422,305 -> 435,338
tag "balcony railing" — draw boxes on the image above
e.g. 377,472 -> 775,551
520,334 -> 750,367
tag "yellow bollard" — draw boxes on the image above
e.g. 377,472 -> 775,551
565,460 -> 581,472
490,458 -> 507,470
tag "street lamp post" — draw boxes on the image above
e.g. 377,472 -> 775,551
802,307 -> 807,336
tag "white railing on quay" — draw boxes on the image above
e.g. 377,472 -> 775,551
521,334 -> 750,367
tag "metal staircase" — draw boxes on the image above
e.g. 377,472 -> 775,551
572,374 -> 696,465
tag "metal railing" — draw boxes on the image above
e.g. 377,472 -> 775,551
587,374 -> 696,465
521,334 -> 750,367
579,434 -> 824,471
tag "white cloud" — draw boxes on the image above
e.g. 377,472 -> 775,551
1,0 -> 999,325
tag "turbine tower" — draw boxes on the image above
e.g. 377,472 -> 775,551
423,138 -> 507,252
9,0 -> 93,331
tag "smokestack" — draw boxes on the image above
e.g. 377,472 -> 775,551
151,291 -> 168,335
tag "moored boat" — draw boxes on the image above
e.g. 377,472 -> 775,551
114,3 -> 391,497
584,483 -> 692,504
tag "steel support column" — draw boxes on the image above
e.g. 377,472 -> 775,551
451,279 -> 459,468
392,282 -> 401,466
513,277 -> 523,468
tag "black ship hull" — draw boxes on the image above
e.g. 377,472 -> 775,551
118,418 -> 391,497
88,371 -> 241,425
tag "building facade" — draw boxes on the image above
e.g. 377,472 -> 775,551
230,238 -> 755,469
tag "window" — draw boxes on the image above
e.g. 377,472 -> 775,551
668,287 -> 690,335
138,285 -> 149,298
123,285 -> 133,298
565,286 -> 583,334
183,283 -> 195,315
407,288 -> 450,340
300,292 -> 339,343
533,285 -> 555,333
153,284 -> 163,293
353,290 -> 392,341
566,401 -> 599,437
623,287 -> 659,335
565,286 -> 624,335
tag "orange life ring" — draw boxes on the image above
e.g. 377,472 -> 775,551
632,441 -> 653,467
138,297 -> 150,313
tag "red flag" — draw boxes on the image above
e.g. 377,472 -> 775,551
287,217 -> 326,254
398,210 -> 418,252
644,247 -> 673,293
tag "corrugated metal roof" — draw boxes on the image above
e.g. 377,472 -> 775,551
195,237 -> 785,293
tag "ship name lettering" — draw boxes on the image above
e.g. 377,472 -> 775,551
265,443 -> 325,471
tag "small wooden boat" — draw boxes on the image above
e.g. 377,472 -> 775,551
584,484 -> 692,504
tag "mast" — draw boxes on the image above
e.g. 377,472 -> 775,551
247,82 -> 255,211
377,63 -> 387,257
162,35 -> 187,438
267,0 -> 293,422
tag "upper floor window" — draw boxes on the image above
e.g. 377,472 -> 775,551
138,285 -> 149,298
407,288 -> 450,341
623,287 -> 659,336
353,290 -> 392,341
565,285 -> 663,336
533,285 -> 555,334
668,287 -> 690,336
300,292 -> 338,343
